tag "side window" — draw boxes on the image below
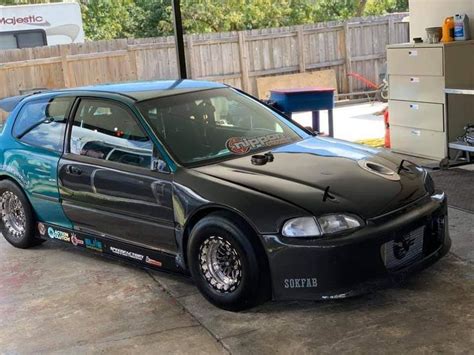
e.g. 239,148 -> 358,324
0,34 -> 17,50
70,99 -> 155,169
13,97 -> 73,152
16,31 -> 46,48
0,30 -> 47,50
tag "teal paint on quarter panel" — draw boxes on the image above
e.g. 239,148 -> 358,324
0,99 -> 72,229
3,148 -> 72,228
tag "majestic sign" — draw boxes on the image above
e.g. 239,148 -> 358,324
0,16 -> 47,26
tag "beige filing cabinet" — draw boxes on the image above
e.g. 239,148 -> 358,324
387,41 -> 474,161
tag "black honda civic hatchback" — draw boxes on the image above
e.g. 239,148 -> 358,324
0,80 -> 450,311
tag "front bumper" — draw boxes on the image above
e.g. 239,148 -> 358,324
262,193 -> 450,301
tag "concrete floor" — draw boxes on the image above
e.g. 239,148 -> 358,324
292,101 -> 387,141
1,206 -> 473,354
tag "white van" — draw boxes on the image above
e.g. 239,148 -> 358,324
0,2 -> 85,50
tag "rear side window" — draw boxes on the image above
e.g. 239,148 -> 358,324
13,97 -> 73,152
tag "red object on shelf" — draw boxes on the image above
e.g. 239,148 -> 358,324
384,108 -> 390,148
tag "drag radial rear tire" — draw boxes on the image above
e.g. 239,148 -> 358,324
187,212 -> 270,311
0,180 -> 43,249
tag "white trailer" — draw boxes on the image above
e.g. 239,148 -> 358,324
0,2 -> 85,50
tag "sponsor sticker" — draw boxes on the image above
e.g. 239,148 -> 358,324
47,227 -> 71,242
321,293 -> 349,300
38,223 -> 46,236
284,278 -> 318,289
225,133 -> 292,155
110,246 -> 144,261
71,233 -> 85,247
85,238 -> 103,252
145,256 -> 162,267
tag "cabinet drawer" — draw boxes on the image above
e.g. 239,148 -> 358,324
387,47 -> 443,76
389,100 -> 444,132
389,75 -> 445,103
390,125 -> 447,159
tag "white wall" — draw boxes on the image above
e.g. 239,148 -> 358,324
409,0 -> 474,40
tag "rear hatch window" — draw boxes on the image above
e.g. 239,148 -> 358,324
0,95 -> 29,133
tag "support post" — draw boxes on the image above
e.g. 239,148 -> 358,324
127,46 -> 138,80
238,31 -> 250,92
388,16 -> 395,44
297,27 -> 306,73
343,22 -> 353,97
59,45 -> 71,88
186,35 -> 196,78
172,0 -> 187,79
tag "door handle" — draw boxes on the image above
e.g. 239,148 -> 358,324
66,166 -> 82,176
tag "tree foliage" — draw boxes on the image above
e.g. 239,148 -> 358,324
1,0 -> 409,40
0,0 -> 61,4
365,0 -> 409,16
79,0 -> 148,40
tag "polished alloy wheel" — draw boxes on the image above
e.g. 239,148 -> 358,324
199,236 -> 242,293
1,191 -> 26,240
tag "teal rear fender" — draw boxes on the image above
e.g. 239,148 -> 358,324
0,104 -> 72,229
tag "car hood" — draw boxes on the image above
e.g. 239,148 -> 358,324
194,137 -> 428,219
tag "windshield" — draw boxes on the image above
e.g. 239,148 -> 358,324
137,88 -> 308,166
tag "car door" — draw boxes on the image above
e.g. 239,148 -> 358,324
58,97 -> 176,254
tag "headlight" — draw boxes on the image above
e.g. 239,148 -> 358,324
282,214 -> 361,238
424,172 -> 435,195
318,214 -> 361,234
282,217 -> 321,237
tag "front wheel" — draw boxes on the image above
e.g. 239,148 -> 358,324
187,212 -> 271,311
0,180 -> 43,249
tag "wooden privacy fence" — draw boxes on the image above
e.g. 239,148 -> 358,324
0,14 -> 408,102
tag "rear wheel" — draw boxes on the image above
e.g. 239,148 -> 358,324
187,212 -> 271,311
0,180 -> 43,249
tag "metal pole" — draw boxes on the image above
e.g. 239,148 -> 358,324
172,0 -> 187,79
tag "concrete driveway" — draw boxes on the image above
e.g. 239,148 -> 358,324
292,101 -> 386,141
1,207 -> 473,354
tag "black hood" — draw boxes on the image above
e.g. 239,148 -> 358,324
194,137 -> 427,219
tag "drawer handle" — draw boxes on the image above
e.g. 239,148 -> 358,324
410,77 -> 420,83
408,50 -> 418,56
411,130 -> 421,136
409,104 -> 419,110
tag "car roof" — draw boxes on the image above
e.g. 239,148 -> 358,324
0,80 -> 228,113
64,80 -> 227,101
